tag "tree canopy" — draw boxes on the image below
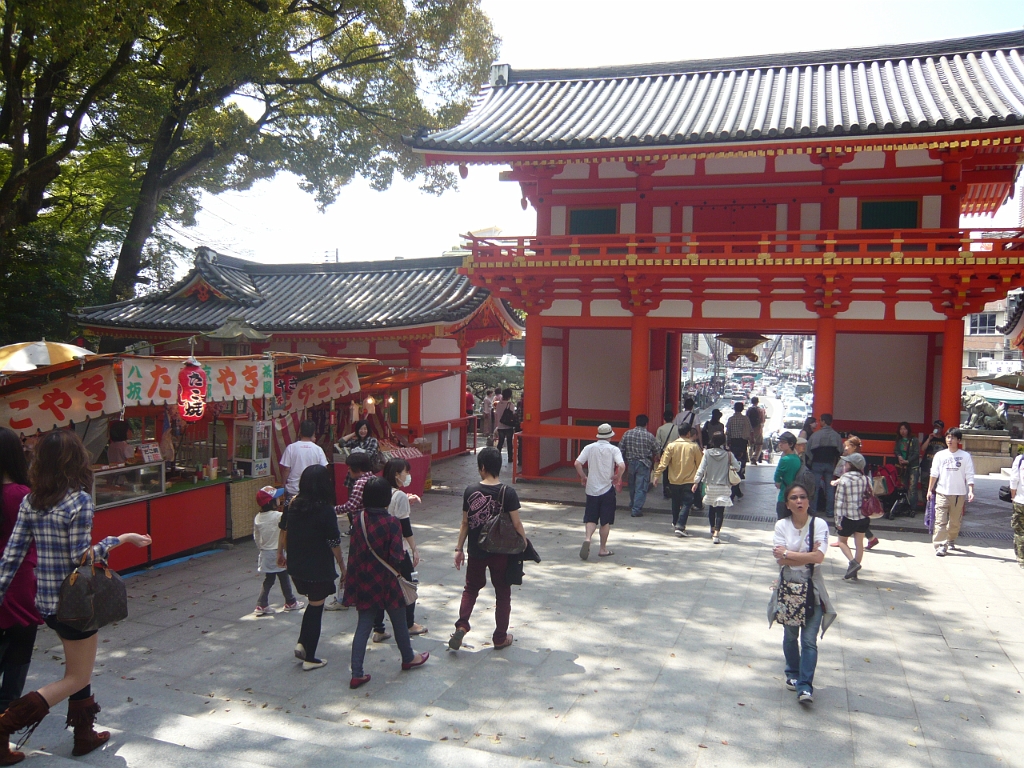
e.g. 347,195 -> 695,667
0,0 -> 498,332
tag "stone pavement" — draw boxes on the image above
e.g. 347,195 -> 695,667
14,450 -> 1024,768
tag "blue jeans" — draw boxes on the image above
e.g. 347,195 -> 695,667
783,603 -> 823,695
351,608 -> 415,677
811,462 -> 837,514
669,484 -> 694,528
626,461 -> 650,516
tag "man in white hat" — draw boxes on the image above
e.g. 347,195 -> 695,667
574,424 -> 625,560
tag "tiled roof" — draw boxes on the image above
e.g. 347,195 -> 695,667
409,31 -> 1024,154
75,248 -> 522,334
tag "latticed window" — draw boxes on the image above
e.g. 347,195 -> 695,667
969,313 -> 997,335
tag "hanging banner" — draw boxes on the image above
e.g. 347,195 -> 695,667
284,363 -> 360,412
0,366 -> 122,433
122,358 -> 177,406
205,359 -> 272,402
177,363 -> 208,422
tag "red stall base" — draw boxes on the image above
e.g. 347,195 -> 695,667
92,501 -> 149,571
149,484 -> 227,561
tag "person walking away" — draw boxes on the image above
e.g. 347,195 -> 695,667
492,388 -> 517,464
280,420 -> 328,506
465,386 -> 475,420
325,452 -> 374,609
0,428 -> 41,713
774,432 -> 801,519
619,415 -> 657,518
654,409 -> 680,499
693,432 -> 740,543
894,422 -> 921,510
575,424 -> 625,559
832,453 -> 870,580
482,389 -> 495,435
253,485 -> 304,615
674,397 -> 701,447
771,483 -> 836,704
747,397 -> 766,465
450,447 -> 526,651
805,414 -> 844,515
702,409 -> 725,450
279,465 -> 344,670
653,425 -> 703,537
345,477 -> 428,688
1008,450 -> 1024,569
0,430 -> 151,761
927,428 -> 975,556
726,402 -> 751,500
919,420 -> 945,501
370,460 -> 427,642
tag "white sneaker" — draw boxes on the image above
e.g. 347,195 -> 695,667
798,690 -> 813,704
282,600 -> 306,612
254,605 -> 275,616
323,598 -> 346,611
712,535 -> 721,544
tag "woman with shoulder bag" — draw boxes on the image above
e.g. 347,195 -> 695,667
344,477 -> 428,689
692,432 -> 740,544
0,430 -> 151,763
492,389 -> 518,464
450,447 -> 526,651
770,483 -> 836,705
0,428 -> 42,713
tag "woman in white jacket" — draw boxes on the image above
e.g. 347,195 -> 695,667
692,432 -> 741,544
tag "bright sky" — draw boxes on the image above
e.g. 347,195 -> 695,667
175,0 -> 1024,269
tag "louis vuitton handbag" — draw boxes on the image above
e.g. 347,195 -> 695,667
56,551 -> 129,632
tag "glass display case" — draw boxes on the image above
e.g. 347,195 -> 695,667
233,421 -> 271,477
93,463 -> 165,510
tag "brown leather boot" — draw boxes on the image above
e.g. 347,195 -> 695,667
0,691 -> 50,764
66,696 -> 109,757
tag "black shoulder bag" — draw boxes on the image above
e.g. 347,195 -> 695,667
478,485 -> 526,555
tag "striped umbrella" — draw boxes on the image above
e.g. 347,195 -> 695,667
0,341 -> 94,373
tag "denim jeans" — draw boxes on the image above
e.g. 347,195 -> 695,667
669,484 -> 694,529
811,462 -> 837,515
783,603 -> 823,695
351,607 -> 415,677
626,461 -> 650,515
256,572 -> 296,608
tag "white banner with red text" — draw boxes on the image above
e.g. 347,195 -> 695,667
0,366 -> 122,433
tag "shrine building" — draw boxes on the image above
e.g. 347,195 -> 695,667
408,30 -> 1024,478
75,247 -> 522,458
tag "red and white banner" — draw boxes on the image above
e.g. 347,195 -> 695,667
123,358 -> 273,407
283,364 -> 359,412
0,366 -> 122,433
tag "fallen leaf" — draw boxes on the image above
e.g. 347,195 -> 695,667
439,737 -> 448,741
698,744 -> 708,749
943,695 -> 951,702
612,733 -> 619,737
670,653 -> 675,658
737,703 -> 745,707
908,741 -> 917,747
959,714 -> 969,721
571,759 -> 590,765
721,740 -> 728,745
864,658 -> 871,663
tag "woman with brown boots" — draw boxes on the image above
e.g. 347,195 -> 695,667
0,431 -> 151,763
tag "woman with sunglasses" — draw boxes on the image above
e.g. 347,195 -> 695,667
771,484 -> 837,705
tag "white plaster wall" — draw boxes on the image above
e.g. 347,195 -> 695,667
539,419 -> 561,469
836,301 -> 885,320
648,300 -> 693,318
568,329 -> 630,410
421,374 -> 461,424
682,206 -> 694,233
652,207 -> 671,234
775,204 -> 788,251
598,161 -> 637,178
705,156 -> 766,175
542,326 -> 564,339
770,301 -> 816,319
540,300 -> 583,316
839,198 -> 858,230
844,151 -> 886,169
399,388 -> 409,424
895,302 -> 945,321
541,345 -> 563,412
800,203 -> 821,230
374,340 -> 404,355
922,196 -> 941,228
834,333 -> 927,423
653,158 -> 696,176
702,300 -> 762,318
551,206 -> 567,236
424,338 -> 461,354
776,154 -> 816,172
590,300 -> 631,317
295,341 -> 324,354
620,203 -> 636,234
552,163 -> 590,180
896,149 -> 941,167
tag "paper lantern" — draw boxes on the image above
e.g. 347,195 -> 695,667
178,363 -> 208,422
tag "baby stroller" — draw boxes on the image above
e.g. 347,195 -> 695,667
873,463 -> 915,519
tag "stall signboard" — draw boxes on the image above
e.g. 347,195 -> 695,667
177,363 -> 208,422
0,365 -> 122,433
283,363 -> 360,411
123,358 -> 272,407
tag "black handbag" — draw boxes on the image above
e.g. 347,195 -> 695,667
478,485 -> 526,555
499,405 -> 520,431
999,485 -> 1012,503
56,552 -> 128,632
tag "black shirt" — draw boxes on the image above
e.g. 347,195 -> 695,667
280,499 -> 341,583
463,482 -> 521,558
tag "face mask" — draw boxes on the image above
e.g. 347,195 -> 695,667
401,474 -> 412,488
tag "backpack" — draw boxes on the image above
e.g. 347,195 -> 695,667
747,406 -> 763,429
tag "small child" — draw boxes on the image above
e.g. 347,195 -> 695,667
254,485 -> 304,616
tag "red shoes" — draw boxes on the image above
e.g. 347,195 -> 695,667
866,537 -> 879,550
401,652 -> 429,670
349,674 -> 371,689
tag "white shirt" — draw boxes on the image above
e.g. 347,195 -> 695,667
673,410 -> 698,429
929,449 -> 975,496
388,489 -> 413,554
253,509 -> 283,551
773,516 -> 828,556
576,440 -> 625,496
1010,455 -> 1024,503
279,439 -> 328,496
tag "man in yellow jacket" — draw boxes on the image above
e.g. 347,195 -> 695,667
653,425 -> 704,537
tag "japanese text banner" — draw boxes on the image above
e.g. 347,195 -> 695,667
123,359 -> 272,406
122,358 -> 177,406
284,363 -> 359,412
0,365 -> 122,433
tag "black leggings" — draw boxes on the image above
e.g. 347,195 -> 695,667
0,624 -> 37,712
708,505 -> 725,532
298,603 -> 325,662
496,429 -> 514,462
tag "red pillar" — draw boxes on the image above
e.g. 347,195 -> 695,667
813,316 -> 836,417
523,314 -> 543,476
629,315 -> 650,425
940,316 -> 965,429
402,341 -> 425,438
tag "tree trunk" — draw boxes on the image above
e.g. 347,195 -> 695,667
109,164 -> 166,302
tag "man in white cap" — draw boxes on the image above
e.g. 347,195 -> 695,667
574,424 -> 625,559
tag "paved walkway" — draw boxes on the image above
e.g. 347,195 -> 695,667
14,450 -> 1024,767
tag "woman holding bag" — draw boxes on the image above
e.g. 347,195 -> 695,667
344,476 -> 428,689
0,430 -> 151,763
692,432 -> 740,544
770,483 -> 836,705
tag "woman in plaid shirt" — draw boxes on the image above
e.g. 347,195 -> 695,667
832,452 -> 870,582
0,431 -> 150,763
